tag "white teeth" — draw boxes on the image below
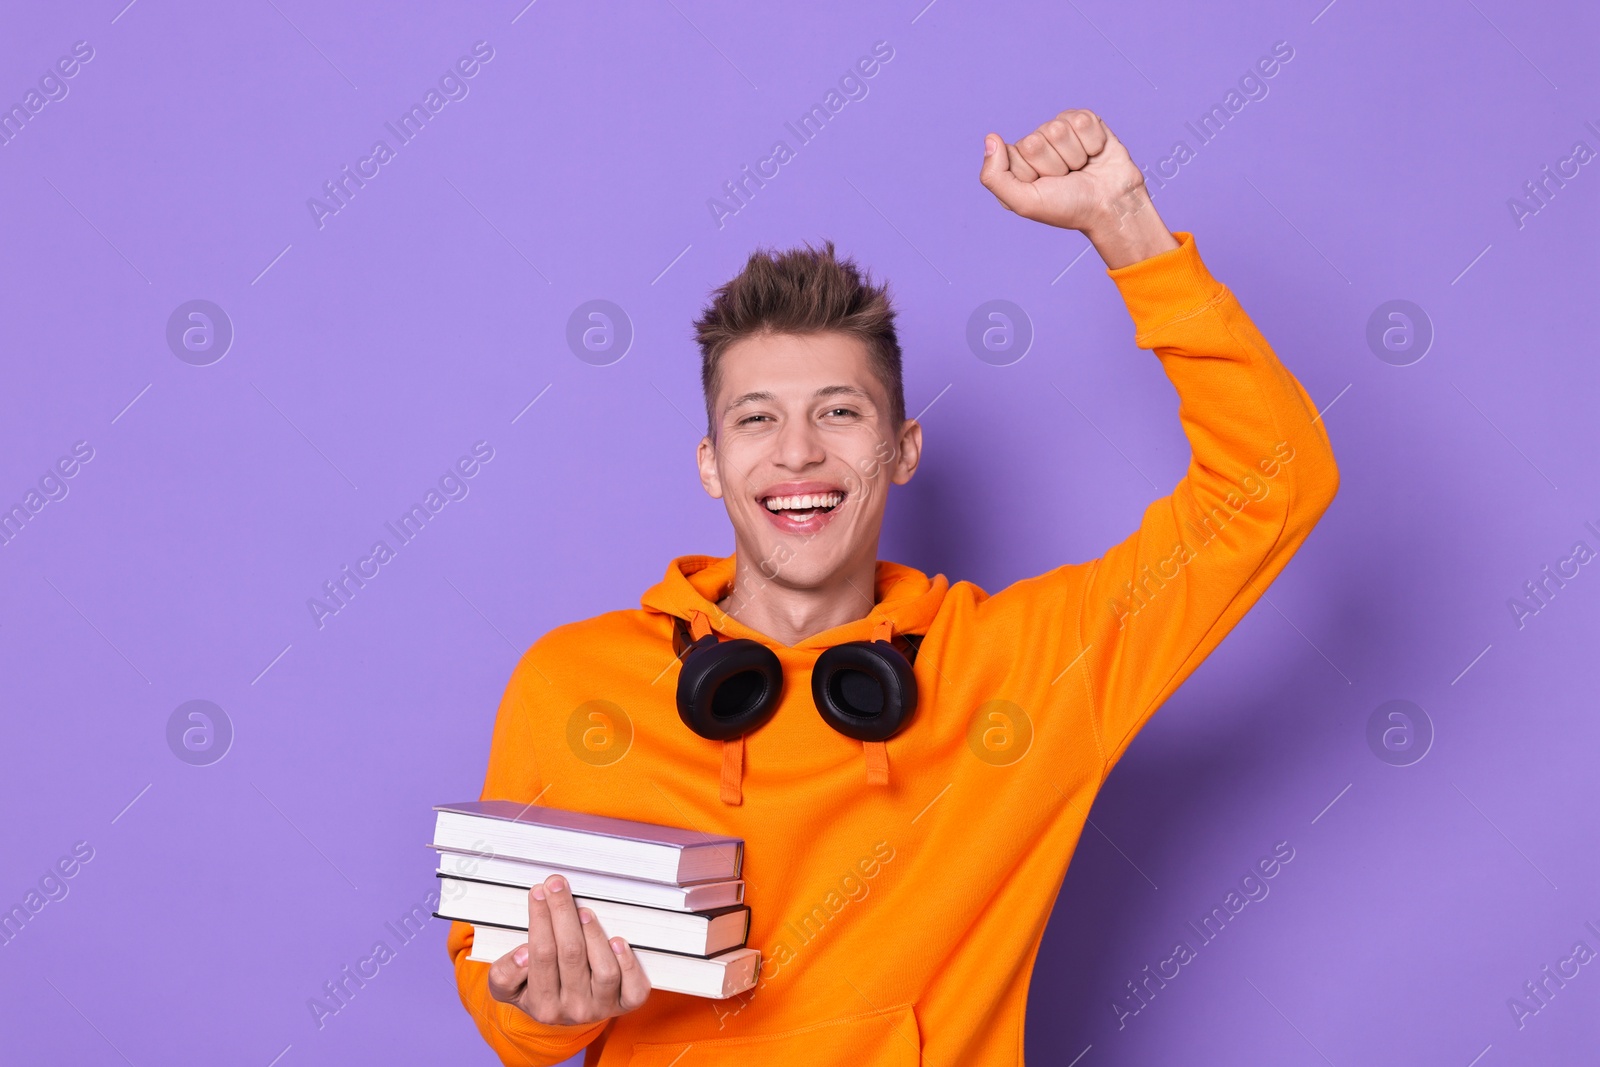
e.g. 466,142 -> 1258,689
763,492 -> 843,513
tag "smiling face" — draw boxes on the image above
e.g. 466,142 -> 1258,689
696,330 -> 922,595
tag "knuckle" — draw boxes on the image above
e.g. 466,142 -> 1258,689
527,995 -> 562,1024
530,942 -> 558,967
591,957 -> 621,988
559,992 -> 594,1023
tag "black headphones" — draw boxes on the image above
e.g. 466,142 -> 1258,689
672,617 -> 922,743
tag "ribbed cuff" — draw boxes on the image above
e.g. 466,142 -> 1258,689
1105,231 -> 1228,340
492,995 -> 605,1043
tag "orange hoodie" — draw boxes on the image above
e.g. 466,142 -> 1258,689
447,231 -> 1339,1065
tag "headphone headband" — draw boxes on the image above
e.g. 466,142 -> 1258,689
671,616 -> 922,663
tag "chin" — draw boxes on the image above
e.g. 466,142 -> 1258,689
739,530 -> 859,590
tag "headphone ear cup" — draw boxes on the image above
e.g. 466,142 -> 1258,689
811,641 -> 918,742
676,636 -> 784,741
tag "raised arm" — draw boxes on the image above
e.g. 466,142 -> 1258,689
979,109 -> 1339,771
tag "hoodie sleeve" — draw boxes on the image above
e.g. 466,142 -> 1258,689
983,231 -> 1339,774
446,654 -> 609,1065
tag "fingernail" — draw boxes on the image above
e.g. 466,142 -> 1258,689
611,938 -> 626,955
579,908 -> 593,925
532,885 -> 545,901
984,135 -> 996,156
514,945 -> 528,966
549,876 -> 566,894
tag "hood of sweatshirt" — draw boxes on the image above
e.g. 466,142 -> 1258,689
639,554 -> 951,804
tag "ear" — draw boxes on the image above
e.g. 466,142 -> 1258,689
889,418 -> 922,485
696,435 -> 724,499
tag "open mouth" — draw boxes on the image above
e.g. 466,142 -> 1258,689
760,490 -> 845,527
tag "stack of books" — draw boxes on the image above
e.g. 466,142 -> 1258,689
429,800 -> 759,999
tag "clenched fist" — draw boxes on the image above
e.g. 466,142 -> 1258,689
979,108 -> 1178,269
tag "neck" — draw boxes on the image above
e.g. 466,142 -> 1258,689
717,549 -> 880,646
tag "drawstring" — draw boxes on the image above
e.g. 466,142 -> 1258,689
689,611 -> 713,641
864,618 -> 893,788
693,610 -> 746,806
720,736 -> 744,806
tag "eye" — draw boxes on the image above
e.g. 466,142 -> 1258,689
823,406 -> 859,418
737,413 -> 772,425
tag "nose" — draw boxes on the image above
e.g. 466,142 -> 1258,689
773,415 -> 826,471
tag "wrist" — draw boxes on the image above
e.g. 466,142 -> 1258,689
1083,184 -> 1178,270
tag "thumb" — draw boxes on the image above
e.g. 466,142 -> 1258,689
978,133 -> 1029,213
487,943 -> 530,1003
1096,114 -> 1128,156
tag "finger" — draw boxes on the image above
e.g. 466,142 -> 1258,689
543,875 -> 593,995
1059,108 -> 1109,158
978,133 -> 1033,213
487,941 -> 530,1004
577,907 -> 623,1005
1004,141 -> 1039,182
524,883 -> 561,1005
1040,116 -> 1089,171
611,935 -> 653,1011
1015,128 -> 1070,177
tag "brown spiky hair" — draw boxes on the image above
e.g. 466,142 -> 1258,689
693,239 -> 904,436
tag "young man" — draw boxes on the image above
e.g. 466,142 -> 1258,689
448,107 -> 1338,1065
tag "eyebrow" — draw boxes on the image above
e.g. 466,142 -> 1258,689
724,384 -> 874,411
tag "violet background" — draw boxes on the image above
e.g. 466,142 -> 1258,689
2,1 -> 1597,1064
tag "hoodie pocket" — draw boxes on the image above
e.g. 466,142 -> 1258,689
625,1003 -> 921,1066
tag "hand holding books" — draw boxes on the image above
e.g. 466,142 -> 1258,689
484,871 -> 652,1026
433,800 -> 759,1001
